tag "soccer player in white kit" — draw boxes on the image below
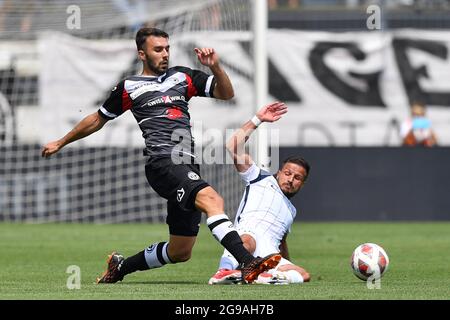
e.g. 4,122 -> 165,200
209,102 -> 311,285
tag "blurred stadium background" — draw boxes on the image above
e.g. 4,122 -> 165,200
1,0 -> 450,224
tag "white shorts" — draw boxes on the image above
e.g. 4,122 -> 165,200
237,228 -> 293,269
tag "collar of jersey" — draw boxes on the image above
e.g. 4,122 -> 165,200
138,73 -> 167,82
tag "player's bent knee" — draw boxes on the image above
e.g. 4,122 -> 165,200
241,234 -> 256,254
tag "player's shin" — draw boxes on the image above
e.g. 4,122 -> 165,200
207,214 -> 254,265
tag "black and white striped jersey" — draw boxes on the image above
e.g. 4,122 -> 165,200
98,66 -> 216,158
234,164 -> 297,247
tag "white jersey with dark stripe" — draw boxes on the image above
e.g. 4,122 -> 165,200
98,66 -> 215,158
234,164 -> 297,249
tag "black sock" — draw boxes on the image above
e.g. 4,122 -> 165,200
118,250 -> 149,276
221,231 -> 254,266
207,214 -> 254,266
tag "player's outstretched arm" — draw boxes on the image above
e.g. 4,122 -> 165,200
41,111 -> 108,158
194,47 -> 234,100
226,101 -> 287,172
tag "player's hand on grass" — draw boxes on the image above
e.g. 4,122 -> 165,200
41,141 -> 62,158
256,101 -> 287,123
194,48 -> 219,68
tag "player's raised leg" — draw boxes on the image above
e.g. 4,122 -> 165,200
196,186 -> 253,266
196,186 -> 280,283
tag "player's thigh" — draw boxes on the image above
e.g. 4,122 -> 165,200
167,200 -> 202,237
194,186 -> 224,216
145,157 -> 175,199
145,158 -> 210,212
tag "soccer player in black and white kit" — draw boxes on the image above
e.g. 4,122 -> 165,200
41,28 -> 280,284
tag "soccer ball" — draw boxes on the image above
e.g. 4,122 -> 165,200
350,243 -> 389,281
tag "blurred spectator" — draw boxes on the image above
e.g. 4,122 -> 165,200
112,0 -> 148,32
269,0 -> 300,10
199,2 -> 221,30
401,102 -> 438,147
0,0 -> 35,33
288,0 -> 300,9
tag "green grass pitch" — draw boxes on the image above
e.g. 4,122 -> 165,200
1,222 -> 449,300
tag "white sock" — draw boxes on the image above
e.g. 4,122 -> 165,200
206,214 -> 235,242
207,214 -> 254,265
285,270 -> 304,283
144,242 -> 173,269
218,250 -> 239,270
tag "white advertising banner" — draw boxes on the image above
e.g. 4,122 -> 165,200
38,32 -> 138,147
39,30 -> 450,147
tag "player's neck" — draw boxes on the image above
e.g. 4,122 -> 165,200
141,70 -> 158,77
141,66 -> 165,77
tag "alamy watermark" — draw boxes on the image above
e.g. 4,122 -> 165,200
366,273 -> 382,290
366,4 -> 382,30
66,265 -> 81,289
170,121 -> 281,171
66,5 -> 81,30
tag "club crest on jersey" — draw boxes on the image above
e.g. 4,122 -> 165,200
177,188 -> 185,202
187,171 -> 200,180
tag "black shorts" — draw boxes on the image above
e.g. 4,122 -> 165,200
145,157 -> 209,237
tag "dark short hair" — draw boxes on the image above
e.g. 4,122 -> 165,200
135,27 -> 169,51
280,156 -> 311,181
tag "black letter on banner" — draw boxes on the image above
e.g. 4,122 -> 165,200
393,38 -> 450,106
210,42 -> 301,103
309,42 -> 385,107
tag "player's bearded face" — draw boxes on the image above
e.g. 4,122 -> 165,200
142,36 -> 170,75
276,163 -> 307,198
144,52 -> 169,75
